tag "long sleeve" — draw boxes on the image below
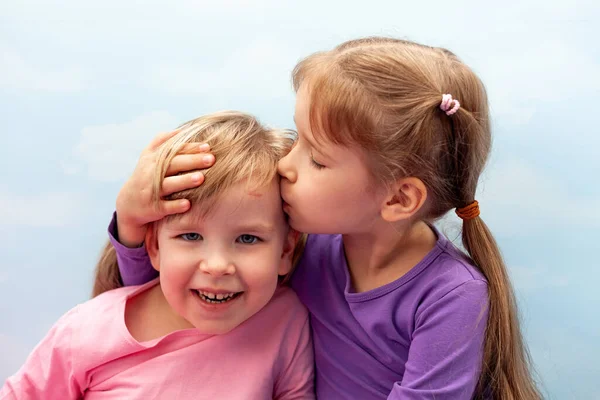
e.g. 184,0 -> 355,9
0,308 -> 83,400
387,280 -> 489,400
108,212 -> 158,286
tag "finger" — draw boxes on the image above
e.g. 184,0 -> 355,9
166,153 -> 215,176
147,129 -> 181,151
177,143 -> 211,155
160,199 -> 191,217
161,172 -> 204,197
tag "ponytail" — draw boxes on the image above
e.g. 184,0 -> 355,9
463,217 -> 541,399
91,240 -> 124,298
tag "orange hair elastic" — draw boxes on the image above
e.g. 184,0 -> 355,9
456,200 -> 480,220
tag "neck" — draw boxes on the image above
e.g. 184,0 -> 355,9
152,283 -> 195,331
126,283 -> 194,342
342,219 -> 437,293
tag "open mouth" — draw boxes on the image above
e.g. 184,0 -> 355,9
191,289 -> 243,304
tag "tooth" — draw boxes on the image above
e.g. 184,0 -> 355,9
208,293 -> 216,299
216,294 -> 224,300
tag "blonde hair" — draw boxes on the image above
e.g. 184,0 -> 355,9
155,111 -> 294,216
91,240 -> 121,298
293,37 -> 540,400
93,111 -> 301,297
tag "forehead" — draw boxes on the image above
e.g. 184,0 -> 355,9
165,179 -> 284,227
294,84 -> 312,129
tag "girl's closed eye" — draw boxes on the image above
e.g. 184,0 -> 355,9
309,152 -> 325,169
179,232 -> 203,241
237,234 -> 261,245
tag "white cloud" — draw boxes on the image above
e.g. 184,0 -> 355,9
69,111 -> 180,182
475,159 -> 600,234
482,39 -> 600,124
510,264 -> 570,292
144,37 -> 300,99
0,190 -> 84,228
435,158 -> 600,240
0,48 -> 89,93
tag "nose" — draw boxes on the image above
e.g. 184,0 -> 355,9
199,252 -> 235,276
278,147 -> 297,183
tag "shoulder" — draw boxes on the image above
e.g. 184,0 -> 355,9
426,229 -> 487,292
305,233 -> 342,254
47,287 -> 129,335
429,248 -> 487,295
410,235 -> 489,319
414,262 -> 488,329
267,286 -> 309,320
33,298 -> 101,363
76,285 -> 138,316
296,233 -> 344,270
64,286 -> 138,347
252,286 -> 309,340
290,234 -> 346,289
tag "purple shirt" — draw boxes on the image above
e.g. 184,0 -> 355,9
109,215 -> 488,399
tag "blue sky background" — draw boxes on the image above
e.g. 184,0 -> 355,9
0,1 -> 598,398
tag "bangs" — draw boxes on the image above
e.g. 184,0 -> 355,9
292,53 -> 380,149
165,163 -> 280,223
154,111 -> 292,222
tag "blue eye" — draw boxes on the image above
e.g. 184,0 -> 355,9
180,233 -> 202,241
237,234 -> 260,244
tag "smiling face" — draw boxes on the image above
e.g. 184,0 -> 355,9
147,178 -> 294,335
277,84 -> 386,235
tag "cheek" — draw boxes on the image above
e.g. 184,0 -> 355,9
159,243 -> 197,280
298,169 -> 334,200
314,173 -> 358,202
240,250 -> 280,289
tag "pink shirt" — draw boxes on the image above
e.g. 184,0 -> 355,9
1,280 -> 314,399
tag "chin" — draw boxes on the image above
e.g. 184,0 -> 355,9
288,218 -> 310,234
287,214 -> 324,232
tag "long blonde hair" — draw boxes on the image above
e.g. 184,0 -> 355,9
92,111 -> 300,297
292,37 -> 540,400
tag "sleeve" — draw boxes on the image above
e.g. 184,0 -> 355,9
0,308 -> 83,400
274,312 -> 315,399
387,280 -> 489,400
108,212 -> 158,286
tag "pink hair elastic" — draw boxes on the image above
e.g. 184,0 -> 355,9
440,94 -> 460,116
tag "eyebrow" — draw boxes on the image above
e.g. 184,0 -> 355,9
163,220 -> 276,236
234,223 -> 275,233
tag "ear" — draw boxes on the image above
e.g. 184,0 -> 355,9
380,177 -> 428,223
278,228 -> 301,276
145,223 -> 161,272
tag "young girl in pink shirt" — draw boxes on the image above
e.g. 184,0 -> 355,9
1,112 -> 314,400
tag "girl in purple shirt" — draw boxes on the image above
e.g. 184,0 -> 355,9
103,38 -> 540,399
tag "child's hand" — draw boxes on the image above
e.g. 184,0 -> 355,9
116,129 -> 215,247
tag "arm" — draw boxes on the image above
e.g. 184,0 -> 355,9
0,308 -> 82,400
108,212 -> 158,286
388,280 -> 489,400
106,130 -> 214,287
274,313 -> 315,399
